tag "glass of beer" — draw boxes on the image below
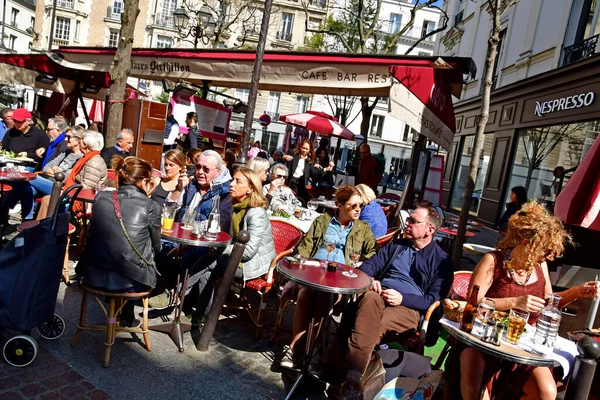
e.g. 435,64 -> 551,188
507,308 -> 529,344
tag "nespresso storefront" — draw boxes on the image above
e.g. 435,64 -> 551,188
442,55 -> 600,229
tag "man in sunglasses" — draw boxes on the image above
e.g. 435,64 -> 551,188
263,163 -> 301,212
41,116 -> 69,168
338,206 -> 454,398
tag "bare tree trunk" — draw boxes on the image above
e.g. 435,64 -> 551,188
452,1 -> 506,268
105,0 -> 140,147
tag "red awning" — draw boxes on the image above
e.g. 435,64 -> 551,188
554,137 -> 600,231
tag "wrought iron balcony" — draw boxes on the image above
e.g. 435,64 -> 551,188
57,0 -> 74,9
562,35 -> 598,66
309,0 -> 327,8
276,31 -> 292,41
52,38 -> 70,47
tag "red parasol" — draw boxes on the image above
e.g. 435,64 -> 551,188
89,99 -> 105,123
554,137 -> 600,231
279,110 -> 354,140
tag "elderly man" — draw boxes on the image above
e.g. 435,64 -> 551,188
2,108 -> 49,164
263,163 -> 300,212
41,116 -> 69,168
0,108 -> 14,141
100,128 -> 135,167
337,206 -> 453,398
151,150 -> 233,309
269,150 -> 284,166
357,144 -> 382,194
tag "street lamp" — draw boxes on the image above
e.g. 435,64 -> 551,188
173,4 -> 216,48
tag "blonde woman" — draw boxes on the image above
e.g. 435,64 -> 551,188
191,168 -> 276,319
150,149 -> 186,207
247,157 -> 270,183
356,184 -> 388,237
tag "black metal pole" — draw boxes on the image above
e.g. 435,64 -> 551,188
564,336 -> 600,400
197,230 -> 250,351
236,0 -> 274,166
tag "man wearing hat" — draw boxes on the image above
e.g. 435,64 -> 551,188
2,108 -> 49,165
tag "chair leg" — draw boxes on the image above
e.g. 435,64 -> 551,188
141,296 -> 152,352
254,290 -> 269,340
71,289 -> 88,347
434,342 -> 452,370
103,298 -> 117,368
269,298 -> 290,344
63,234 -> 71,285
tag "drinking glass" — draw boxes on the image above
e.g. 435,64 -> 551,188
477,298 -> 496,321
507,308 -> 529,344
162,204 -> 178,231
307,201 -> 317,216
182,206 -> 196,230
343,245 -> 360,278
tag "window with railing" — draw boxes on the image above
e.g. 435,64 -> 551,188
218,2 -> 230,25
309,0 -> 327,8
244,9 -> 262,36
266,92 -> 281,120
389,13 -> 401,35
57,0 -> 75,9
562,35 -> 598,66
54,17 -> 70,41
278,13 -> 293,41
370,115 -> 384,138
155,0 -> 177,27
156,35 -> 173,48
108,29 -> 119,47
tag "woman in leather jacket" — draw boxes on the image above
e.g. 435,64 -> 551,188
78,156 -> 161,327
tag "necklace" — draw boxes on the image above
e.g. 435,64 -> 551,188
504,262 -> 532,286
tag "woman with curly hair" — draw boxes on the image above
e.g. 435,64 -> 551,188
456,201 -> 600,400
282,139 -> 328,201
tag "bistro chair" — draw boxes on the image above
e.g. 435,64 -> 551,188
71,278 -> 151,368
378,192 -> 402,202
375,228 -> 401,248
227,219 -> 303,339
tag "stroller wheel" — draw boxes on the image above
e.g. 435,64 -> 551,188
38,314 -> 66,340
3,335 -> 38,367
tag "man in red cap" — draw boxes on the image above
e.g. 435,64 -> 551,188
2,108 -> 49,165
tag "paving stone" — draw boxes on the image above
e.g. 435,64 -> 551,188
85,390 -> 112,400
0,377 -> 20,391
18,383 -> 46,397
0,392 -> 24,400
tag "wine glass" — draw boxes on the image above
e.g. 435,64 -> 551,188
477,297 -> 496,321
307,200 -> 317,216
343,245 -> 360,278
324,239 -> 336,263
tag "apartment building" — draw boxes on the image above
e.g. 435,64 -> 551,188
434,0 -> 600,227
0,0 -> 36,52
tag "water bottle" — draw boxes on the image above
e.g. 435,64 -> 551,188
204,196 -> 221,240
533,294 -> 562,349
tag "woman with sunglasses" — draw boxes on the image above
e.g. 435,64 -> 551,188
451,201 -> 600,400
280,185 -> 377,370
263,163 -> 301,212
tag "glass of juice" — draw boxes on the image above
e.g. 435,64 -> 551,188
162,203 -> 178,231
507,308 -> 529,344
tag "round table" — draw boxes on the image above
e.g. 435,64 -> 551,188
439,227 -> 477,238
0,171 -> 36,182
152,223 -> 231,352
309,199 -> 337,210
463,243 -> 496,256
278,258 -> 371,399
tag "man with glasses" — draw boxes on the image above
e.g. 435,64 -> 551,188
41,116 -> 69,168
100,128 -> 135,168
0,108 -> 14,141
2,108 -> 49,165
336,206 -> 454,398
150,150 -> 233,310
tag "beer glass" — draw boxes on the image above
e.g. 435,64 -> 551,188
507,308 -> 529,344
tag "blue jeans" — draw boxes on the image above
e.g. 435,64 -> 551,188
29,175 -> 54,196
3,181 -> 34,220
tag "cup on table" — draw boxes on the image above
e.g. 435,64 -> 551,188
191,220 -> 206,238
162,204 -> 178,231
507,308 -> 529,344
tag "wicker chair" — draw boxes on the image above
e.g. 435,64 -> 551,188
375,228 -> 401,247
379,193 -> 402,201
228,219 -> 303,339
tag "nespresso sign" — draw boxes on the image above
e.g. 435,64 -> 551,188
534,92 -> 595,117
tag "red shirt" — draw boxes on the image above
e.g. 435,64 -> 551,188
358,155 -> 382,191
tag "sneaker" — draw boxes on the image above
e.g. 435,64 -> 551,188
180,313 -> 205,326
279,345 -> 299,370
148,290 -> 174,310
119,318 -> 141,328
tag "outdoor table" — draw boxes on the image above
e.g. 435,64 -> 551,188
463,243 -> 496,256
441,317 -> 578,398
277,258 -> 372,399
438,227 -> 476,255
0,171 -> 36,243
0,156 -> 36,165
449,217 -> 485,227
310,198 -> 337,210
153,223 -> 231,352
269,211 -> 319,233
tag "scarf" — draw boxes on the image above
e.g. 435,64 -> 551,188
231,198 -> 251,238
42,132 -> 66,167
64,150 -> 100,188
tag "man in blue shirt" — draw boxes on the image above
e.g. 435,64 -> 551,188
339,206 -> 453,397
0,108 -> 14,141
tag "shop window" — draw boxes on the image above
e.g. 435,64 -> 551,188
505,122 -> 592,205
450,134 -> 493,216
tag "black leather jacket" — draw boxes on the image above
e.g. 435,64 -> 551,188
78,185 -> 161,289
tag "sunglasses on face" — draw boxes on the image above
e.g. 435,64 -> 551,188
274,174 -> 287,179
65,135 -> 80,140
195,164 -> 216,174
406,216 -> 428,225
344,202 -> 364,210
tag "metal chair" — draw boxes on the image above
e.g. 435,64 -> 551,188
229,219 -> 303,339
376,228 -> 401,247
433,270 -> 473,369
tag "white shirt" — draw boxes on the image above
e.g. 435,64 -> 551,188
163,124 -> 180,146
293,157 -> 305,179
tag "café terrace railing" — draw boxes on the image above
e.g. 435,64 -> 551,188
561,34 -> 598,67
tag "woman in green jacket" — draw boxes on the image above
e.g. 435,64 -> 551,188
280,185 -> 377,370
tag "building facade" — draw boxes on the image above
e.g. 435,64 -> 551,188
0,0 -> 36,52
434,0 -> 600,227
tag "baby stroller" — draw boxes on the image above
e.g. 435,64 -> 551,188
0,187 -> 78,367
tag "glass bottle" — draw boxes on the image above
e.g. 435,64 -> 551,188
533,294 -> 562,349
460,285 -> 480,333
204,196 -> 221,240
